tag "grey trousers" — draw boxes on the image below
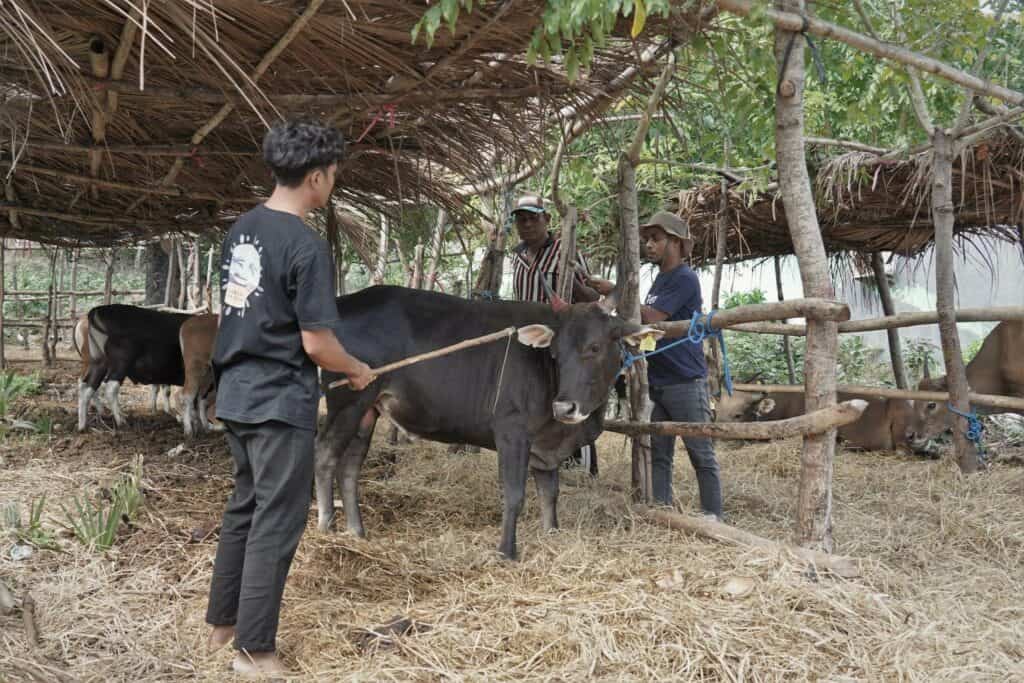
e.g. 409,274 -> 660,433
206,419 -> 314,652
649,380 -> 723,517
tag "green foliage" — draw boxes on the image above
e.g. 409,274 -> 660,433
722,289 -> 767,309
0,371 -> 41,419
2,495 -> 59,551
60,462 -> 143,552
903,338 -> 941,382
962,338 -> 984,364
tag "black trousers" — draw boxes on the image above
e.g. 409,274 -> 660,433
205,419 -> 314,652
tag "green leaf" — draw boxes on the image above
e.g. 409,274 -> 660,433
566,46 -> 580,82
631,0 -> 647,38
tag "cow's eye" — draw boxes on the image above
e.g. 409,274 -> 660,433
588,343 -> 601,355
927,402 -> 937,410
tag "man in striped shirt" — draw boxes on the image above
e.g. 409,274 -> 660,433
510,194 -> 601,474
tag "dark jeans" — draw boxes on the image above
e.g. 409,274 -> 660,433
206,419 -> 314,653
649,380 -> 722,517
566,442 -> 599,476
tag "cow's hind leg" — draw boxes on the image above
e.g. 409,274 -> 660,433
496,432 -> 530,560
315,403 -> 378,534
531,466 -> 560,533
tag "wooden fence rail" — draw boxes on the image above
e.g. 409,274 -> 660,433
724,306 -> 1024,336
605,399 -> 868,440
731,382 -> 1024,412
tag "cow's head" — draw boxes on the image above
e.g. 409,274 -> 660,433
905,373 -> 953,448
517,295 -> 662,424
714,389 -> 766,422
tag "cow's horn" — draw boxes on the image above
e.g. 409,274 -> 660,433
540,277 -> 570,312
597,283 -> 620,314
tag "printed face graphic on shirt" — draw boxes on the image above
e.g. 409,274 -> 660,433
222,236 -> 264,316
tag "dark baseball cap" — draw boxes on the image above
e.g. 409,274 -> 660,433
639,211 -> 692,242
511,194 -> 546,216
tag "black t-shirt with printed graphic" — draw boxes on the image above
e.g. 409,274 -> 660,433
212,204 -> 339,430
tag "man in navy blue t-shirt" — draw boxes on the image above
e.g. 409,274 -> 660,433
638,212 -> 722,518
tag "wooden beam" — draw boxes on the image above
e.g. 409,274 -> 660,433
725,306 -> 1024,336
605,399 -> 869,440
717,0 -> 1024,106
127,0 -> 325,213
637,506 -> 860,578
651,298 -> 850,338
731,383 -> 1024,413
0,201 -> 234,228
21,139 -> 258,157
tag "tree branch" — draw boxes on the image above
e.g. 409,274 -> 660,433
952,0 -> 1012,135
716,0 -> 1024,106
626,52 -> 676,166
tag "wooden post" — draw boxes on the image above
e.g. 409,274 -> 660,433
775,0 -> 839,552
426,208 -> 448,292
555,206 -> 579,302
42,248 -> 57,366
473,196 -> 506,297
206,246 -> 215,312
618,55 -> 675,502
870,253 -> 908,389
707,180 -> 729,397
103,248 -> 116,305
190,237 -> 201,308
411,241 -> 425,290
932,129 -> 978,473
775,255 -> 797,384
49,251 -> 64,359
373,214 -> 389,285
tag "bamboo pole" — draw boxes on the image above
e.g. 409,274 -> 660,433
870,254 -> 908,389
373,215 -> 389,285
42,248 -> 57,366
102,249 -> 116,305
606,399 -> 868,440
176,241 -> 187,309
164,241 -> 176,307
69,249 -> 79,319
637,506 -> 860,578
731,382 -> 1024,413
426,208 -> 448,292
724,307 -> 1024,336
327,327 -> 517,390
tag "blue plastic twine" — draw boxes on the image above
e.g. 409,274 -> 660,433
947,402 -> 987,464
618,310 -> 733,396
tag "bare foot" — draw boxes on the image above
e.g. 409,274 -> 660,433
232,651 -> 287,679
207,624 -> 235,653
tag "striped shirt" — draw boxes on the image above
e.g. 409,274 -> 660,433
511,233 -> 590,303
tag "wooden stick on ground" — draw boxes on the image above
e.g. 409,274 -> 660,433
22,592 -> 38,648
327,327 -> 517,390
605,399 -> 868,440
636,505 -> 861,578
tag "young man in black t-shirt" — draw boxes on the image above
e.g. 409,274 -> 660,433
205,120 -> 374,677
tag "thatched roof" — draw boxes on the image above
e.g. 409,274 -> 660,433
676,130 -> 1024,267
0,1 -> 713,246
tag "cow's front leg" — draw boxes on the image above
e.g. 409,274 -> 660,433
496,433 -> 530,560
531,466 -> 559,533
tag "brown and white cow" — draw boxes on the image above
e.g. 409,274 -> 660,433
178,313 -> 220,438
908,320 -> 1024,447
717,388 -> 921,454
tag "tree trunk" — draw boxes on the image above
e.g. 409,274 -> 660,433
775,255 -> 797,384
870,253 -> 908,389
708,180 -> 729,397
473,197 -> 506,297
42,248 -> 57,366
176,241 -> 187,309
102,248 -> 117,306
373,215 -> 389,285
932,129 -> 979,473
69,249 -> 80,320
206,246 -> 215,310
617,154 -> 653,503
145,241 -> 176,306
775,0 -> 838,552
411,241 -> 425,290
426,208 -> 448,292
556,206 -> 579,302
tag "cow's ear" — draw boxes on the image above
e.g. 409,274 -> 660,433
517,324 -> 555,348
618,324 -> 665,347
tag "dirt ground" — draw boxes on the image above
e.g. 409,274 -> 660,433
1,355 -> 1023,681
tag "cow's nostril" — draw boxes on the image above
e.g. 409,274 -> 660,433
552,401 -> 576,418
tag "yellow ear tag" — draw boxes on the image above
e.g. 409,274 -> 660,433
639,334 -> 657,352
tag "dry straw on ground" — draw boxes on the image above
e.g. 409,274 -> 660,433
1,359 -> 1023,681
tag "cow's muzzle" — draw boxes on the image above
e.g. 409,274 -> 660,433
552,401 -> 589,424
